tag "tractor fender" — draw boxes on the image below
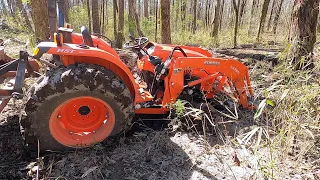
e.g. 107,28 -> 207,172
34,42 -> 139,101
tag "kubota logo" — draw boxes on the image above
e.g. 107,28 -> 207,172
230,66 -> 240,74
204,61 -> 220,65
57,49 -> 76,53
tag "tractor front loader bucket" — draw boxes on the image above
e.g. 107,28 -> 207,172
0,50 -> 40,113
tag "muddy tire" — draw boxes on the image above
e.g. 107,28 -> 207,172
21,64 -> 134,151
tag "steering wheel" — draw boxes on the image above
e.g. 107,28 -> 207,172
80,26 -> 94,47
124,37 -> 149,49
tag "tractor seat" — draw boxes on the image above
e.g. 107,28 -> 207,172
80,26 -> 94,47
149,56 -> 162,66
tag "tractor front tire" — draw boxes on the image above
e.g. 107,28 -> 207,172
21,64 -> 134,151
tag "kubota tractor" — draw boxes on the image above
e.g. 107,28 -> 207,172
0,26 -> 254,151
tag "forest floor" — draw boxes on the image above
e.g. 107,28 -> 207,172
0,28 -> 319,179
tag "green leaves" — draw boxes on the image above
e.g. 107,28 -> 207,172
254,99 -> 275,119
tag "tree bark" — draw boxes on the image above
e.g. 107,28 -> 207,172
144,0 -> 149,18
267,0 -> 276,31
192,0 -> 197,33
181,0 -> 186,30
239,0 -> 248,25
117,0 -> 125,48
16,0 -> 33,31
211,0 -> 221,44
219,0 -> 225,30
30,0 -> 49,41
64,0 -> 70,23
256,0 -> 271,41
92,0 -> 100,33
289,0 -> 319,69
160,0 -> 171,44
272,0 -> 284,34
248,0 -> 258,36
191,0 -> 198,34
232,0 -> 240,48
128,0 -> 137,36
155,0 -> 158,41
87,0 -> 92,33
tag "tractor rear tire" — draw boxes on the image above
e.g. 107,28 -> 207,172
21,64 -> 134,151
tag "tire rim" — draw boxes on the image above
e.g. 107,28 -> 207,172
49,96 -> 115,148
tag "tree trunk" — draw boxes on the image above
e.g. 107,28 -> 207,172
197,0 -> 201,19
64,0 -> 70,23
256,0 -> 271,41
128,0 -> 137,36
272,0 -> 284,34
248,0 -> 258,36
113,0 -> 117,44
92,0 -> 100,33
267,0 -> 276,31
289,0 -> 319,69
219,0 -> 225,30
192,0 -> 197,33
205,0 -> 209,27
16,0 -> 33,31
47,0 -> 57,38
232,0 -> 240,48
160,0 -> 171,44
117,0 -> 124,49
101,0 -> 105,34
181,0 -> 186,31
174,0 -> 179,31
144,0 -> 149,18
30,0 -> 49,42
239,0 -> 248,25
87,0 -> 92,33
211,0 -> 221,44
155,0 -> 158,41
138,0 -> 141,19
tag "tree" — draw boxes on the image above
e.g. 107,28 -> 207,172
211,0 -> 221,45
128,0 -> 144,37
48,0 -> 57,37
232,0 -> 240,48
87,0 -> 92,33
256,0 -> 271,41
248,0 -> 259,36
239,0 -> 248,25
289,0 -> 319,69
116,0 -> 125,48
113,0 -> 118,42
272,0 -> 284,34
30,0 -> 49,41
16,0 -> 32,31
64,0 -> 70,23
181,0 -> 186,30
155,0 -> 158,41
160,0 -> 171,44
144,0 -> 149,18
92,0 -> 100,33
192,0 -> 197,33
267,0 -> 276,31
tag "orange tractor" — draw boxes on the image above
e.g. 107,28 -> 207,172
0,26 -> 254,151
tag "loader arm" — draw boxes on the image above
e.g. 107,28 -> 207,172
162,57 -> 254,109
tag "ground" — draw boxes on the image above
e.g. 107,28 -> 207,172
0,28 -> 319,179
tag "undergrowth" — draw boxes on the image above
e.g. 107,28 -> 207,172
170,54 -> 320,178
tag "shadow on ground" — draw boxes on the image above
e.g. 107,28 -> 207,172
0,115 -> 222,180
